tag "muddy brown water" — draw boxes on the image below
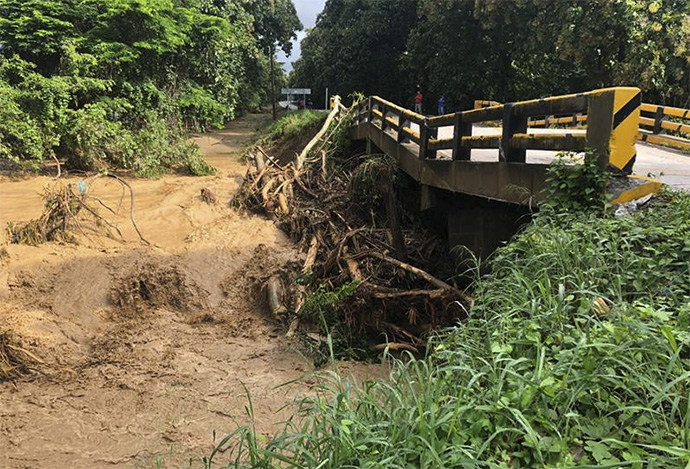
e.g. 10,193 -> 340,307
0,114 -> 383,468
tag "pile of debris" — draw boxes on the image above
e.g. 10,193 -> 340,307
111,262 -> 209,315
0,329 -> 43,381
234,98 -> 471,358
7,174 -> 149,246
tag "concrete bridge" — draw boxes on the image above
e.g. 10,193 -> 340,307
346,88 -> 690,255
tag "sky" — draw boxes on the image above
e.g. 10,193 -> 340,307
276,0 -> 327,74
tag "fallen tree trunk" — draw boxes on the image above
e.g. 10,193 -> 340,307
295,96 -> 341,170
367,251 -> 471,301
372,342 -> 419,354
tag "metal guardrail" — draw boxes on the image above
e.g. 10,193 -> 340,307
352,87 -> 642,173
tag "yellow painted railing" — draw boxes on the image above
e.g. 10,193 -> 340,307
476,99 -> 690,153
352,87 -> 641,173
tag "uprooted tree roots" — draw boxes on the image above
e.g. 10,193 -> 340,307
7,174 -> 149,246
7,185 -> 82,245
0,330 -> 44,381
234,101 -> 471,361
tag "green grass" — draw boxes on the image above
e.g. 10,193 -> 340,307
255,110 -> 326,147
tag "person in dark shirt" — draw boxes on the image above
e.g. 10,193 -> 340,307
438,95 -> 446,115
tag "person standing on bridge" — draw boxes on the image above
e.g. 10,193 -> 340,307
438,95 -> 446,115
415,89 -> 423,114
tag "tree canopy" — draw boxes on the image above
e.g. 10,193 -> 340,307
292,0 -> 690,112
0,0 -> 301,174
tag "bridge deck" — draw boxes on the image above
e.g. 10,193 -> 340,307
351,121 -> 550,204
425,123 -> 690,191
350,90 -> 690,205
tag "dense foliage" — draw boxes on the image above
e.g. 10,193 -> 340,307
290,0 -> 417,107
292,0 -> 690,112
206,187 -> 690,467
0,0 -> 301,175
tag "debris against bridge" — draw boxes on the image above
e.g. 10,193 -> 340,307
234,102 -> 471,359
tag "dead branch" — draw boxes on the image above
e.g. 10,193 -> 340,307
257,146 -> 283,169
254,151 -> 266,172
250,164 -> 272,192
261,177 -> 276,204
6,344 -> 45,364
378,322 -> 423,345
266,275 -> 288,320
296,97 -> 341,169
368,251 -> 468,299
303,236 -> 319,273
343,255 -> 362,282
277,193 -> 289,214
100,174 -> 150,246
371,288 -> 446,300
286,318 -> 300,337
372,342 -> 419,354
52,154 -> 62,179
74,197 -> 124,239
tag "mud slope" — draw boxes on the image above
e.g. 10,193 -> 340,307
0,114 -> 382,468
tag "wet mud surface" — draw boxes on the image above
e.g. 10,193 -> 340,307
0,114 -> 381,468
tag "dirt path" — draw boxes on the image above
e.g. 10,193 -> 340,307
0,114 -> 382,468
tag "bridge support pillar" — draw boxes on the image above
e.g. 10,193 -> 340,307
365,136 -> 382,155
420,185 -> 437,211
415,184 -> 531,261
447,203 -> 528,260
442,195 -> 530,260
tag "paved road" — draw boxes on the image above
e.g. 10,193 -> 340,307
420,124 -> 690,190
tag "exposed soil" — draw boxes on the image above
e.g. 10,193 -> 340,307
0,114 -> 383,468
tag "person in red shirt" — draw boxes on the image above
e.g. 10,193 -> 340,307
415,90 -> 423,114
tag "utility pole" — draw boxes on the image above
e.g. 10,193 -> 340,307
270,44 -> 277,120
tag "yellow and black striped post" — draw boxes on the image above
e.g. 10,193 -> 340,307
586,87 -> 641,173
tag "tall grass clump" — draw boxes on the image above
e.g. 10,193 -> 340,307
204,182 -> 690,467
256,110 -> 326,146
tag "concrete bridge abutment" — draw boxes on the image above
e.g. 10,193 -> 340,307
445,196 -> 531,260
416,184 -> 531,260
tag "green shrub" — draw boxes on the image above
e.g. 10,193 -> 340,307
545,151 -> 609,213
0,81 -> 46,164
180,82 -> 231,131
60,103 -> 132,170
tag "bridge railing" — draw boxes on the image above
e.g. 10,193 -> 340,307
477,98 -> 690,152
474,100 -> 588,129
638,103 -> 690,151
352,86 -> 641,173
